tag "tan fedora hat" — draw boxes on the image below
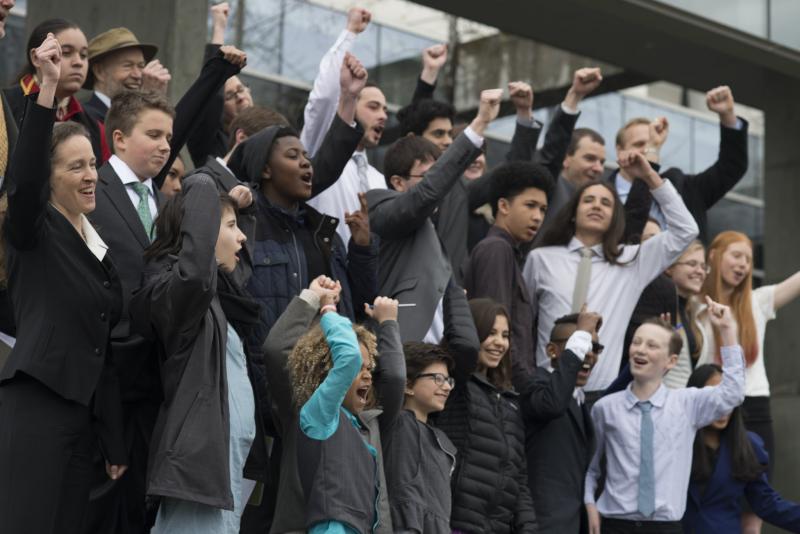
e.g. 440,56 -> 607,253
84,27 -> 158,88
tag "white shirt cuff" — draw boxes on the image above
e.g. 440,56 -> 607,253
565,330 -> 592,362
463,126 -> 484,149
561,101 -> 579,115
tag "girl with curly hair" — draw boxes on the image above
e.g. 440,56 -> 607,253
284,290 -> 404,534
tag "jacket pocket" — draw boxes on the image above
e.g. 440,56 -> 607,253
391,277 -> 418,298
168,388 -> 209,458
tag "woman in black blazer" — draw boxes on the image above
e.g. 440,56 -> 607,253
0,34 -> 126,534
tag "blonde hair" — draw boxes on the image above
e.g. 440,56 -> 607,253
672,240 -> 706,360
288,322 -> 378,408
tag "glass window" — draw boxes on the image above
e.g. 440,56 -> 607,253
770,0 -> 800,50
654,0 -> 768,38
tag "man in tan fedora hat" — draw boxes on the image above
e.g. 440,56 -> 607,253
83,27 -> 171,125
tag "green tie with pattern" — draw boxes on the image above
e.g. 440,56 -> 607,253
129,182 -> 153,240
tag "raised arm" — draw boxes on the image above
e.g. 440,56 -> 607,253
687,298 -> 745,428
523,327 -> 594,420
299,310 -> 362,439
4,34 -> 61,250
534,68 -> 602,179
622,152 -> 699,282
773,270 -> 800,311
688,86 -> 749,209
136,176 -> 220,342
300,8 -> 369,158
365,298 -> 406,433
504,80 -> 542,164
415,44 -> 447,103
154,46 -> 245,188
263,277 -> 338,434
309,54 -> 367,197
368,89 -> 500,240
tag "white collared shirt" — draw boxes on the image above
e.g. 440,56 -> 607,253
108,155 -> 158,220
307,150 -> 386,247
94,90 -> 111,109
81,213 -> 109,261
523,181 -> 698,391
585,346 -> 745,521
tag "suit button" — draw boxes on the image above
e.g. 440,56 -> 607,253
103,281 -> 111,288
100,313 -> 107,321
323,237 -> 330,243
94,348 -> 101,355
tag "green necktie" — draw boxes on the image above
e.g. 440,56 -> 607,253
129,182 -> 153,240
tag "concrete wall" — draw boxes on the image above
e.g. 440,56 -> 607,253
762,73 -> 800,534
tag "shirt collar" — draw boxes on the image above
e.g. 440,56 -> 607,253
614,172 -> 632,195
94,90 -> 111,108
214,156 -> 236,177
488,225 -> 518,247
623,382 -> 669,410
109,154 -> 155,191
81,214 -> 108,261
567,236 -> 603,256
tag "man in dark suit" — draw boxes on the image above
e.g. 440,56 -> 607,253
367,88 -> 500,343
608,85 -> 748,243
83,47 -> 245,534
83,27 -> 168,126
521,311 -> 601,534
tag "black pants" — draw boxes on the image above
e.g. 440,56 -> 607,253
81,401 -> 160,534
741,395 -> 774,478
602,517 -> 683,533
0,374 -> 95,534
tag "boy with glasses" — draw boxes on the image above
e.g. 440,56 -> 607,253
383,342 -> 458,534
521,309 -> 602,533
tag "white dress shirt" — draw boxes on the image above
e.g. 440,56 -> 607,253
108,155 -> 158,220
94,90 -> 111,109
307,150 -> 386,247
523,181 -> 699,391
585,345 -> 745,521
81,213 -> 109,262
300,29 -> 356,158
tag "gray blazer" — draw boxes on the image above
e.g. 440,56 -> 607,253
366,133 -> 482,341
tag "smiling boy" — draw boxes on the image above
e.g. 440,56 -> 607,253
585,297 -> 745,534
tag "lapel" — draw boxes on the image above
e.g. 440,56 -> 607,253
1,92 -> 18,155
98,164 -> 151,248
568,397 -> 588,442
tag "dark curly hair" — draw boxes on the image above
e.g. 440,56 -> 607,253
397,99 -> 455,136
488,161 -> 555,217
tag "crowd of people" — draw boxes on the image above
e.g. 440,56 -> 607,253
0,1 -> 799,533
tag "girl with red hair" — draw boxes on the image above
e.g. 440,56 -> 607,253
698,230 -> 800,530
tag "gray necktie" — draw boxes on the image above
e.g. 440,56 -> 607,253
352,153 -> 370,192
571,247 -> 593,312
637,400 -> 656,517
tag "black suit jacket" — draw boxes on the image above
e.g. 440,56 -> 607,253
0,99 -> 125,463
1,90 -> 18,177
82,92 -> 109,125
612,119 -> 749,243
522,351 -> 594,534
187,44 -> 228,167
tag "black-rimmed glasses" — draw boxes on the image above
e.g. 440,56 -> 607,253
416,373 -> 455,388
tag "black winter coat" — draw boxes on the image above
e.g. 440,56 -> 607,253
436,372 -> 538,533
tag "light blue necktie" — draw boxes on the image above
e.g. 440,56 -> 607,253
637,400 -> 655,517
352,152 -> 370,192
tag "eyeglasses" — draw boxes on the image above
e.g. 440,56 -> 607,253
550,339 -> 604,355
673,260 -> 710,274
224,85 -> 250,101
415,373 -> 455,388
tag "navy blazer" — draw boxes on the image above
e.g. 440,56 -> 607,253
683,432 -> 800,533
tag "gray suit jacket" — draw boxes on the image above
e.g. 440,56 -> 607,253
367,133 -> 481,341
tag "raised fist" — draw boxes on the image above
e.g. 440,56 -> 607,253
32,32 -> 62,85
422,44 -> 448,71
508,81 -> 534,113
648,116 -> 669,149
340,52 -> 368,97
347,7 -> 371,34
141,60 -> 171,95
